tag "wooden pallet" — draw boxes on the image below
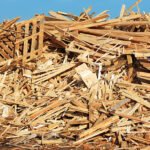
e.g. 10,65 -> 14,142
0,18 -> 18,62
0,33 -> 15,61
15,16 -> 44,64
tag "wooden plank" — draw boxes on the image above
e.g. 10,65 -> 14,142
74,129 -> 108,145
75,63 -> 98,89
23,23 -> 29,63
0,42 -> 13,57
120,4 -> 126,18
122,90 -> 150,108
79,116 -> 119,138
127,55 -> 134,82
0,47 -> 11,59
49,11 -> 70,21
29,100 -> 67,120
79,29 -> 150,44
0,17 -> 20,35
38,17 -> 44,56
33,63 -> 76,83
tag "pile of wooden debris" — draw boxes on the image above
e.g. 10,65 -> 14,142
0,5 -> 150,150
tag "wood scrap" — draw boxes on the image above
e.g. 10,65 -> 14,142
0,5 -> 149,149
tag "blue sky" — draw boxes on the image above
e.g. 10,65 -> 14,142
0,0 -> 149,22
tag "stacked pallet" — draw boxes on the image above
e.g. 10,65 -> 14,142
0,6 -> 150,149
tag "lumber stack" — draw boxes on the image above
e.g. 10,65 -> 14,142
0,7 -> 150,149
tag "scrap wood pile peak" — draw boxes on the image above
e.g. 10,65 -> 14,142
0,6 -> 150,149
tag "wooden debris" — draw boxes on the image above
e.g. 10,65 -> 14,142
0,4 -> 150,149
75,63 -> 98,88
